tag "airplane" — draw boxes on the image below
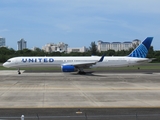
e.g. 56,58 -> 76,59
3,37 -> 153,74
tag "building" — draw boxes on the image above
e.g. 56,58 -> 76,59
110,42 -> 121,51
97,41 -> 110,51
67,46 -> 87,53
97,39 -> 141,52
17,38 -> 27,50
42,42 -> 68,52
0,37 -> 5,47
121,42 -> 133,50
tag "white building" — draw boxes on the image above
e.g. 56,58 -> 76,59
110,42 -> 121,51
67,46 -> 87,53
0,37 -> 5,47
17,38 -> 27,50
121,42 -> 133,50
42,42 -> 68,52
97,41 -> 110,51
97,39 -> 141,52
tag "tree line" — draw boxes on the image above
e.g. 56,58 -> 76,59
0,42 -> 159,63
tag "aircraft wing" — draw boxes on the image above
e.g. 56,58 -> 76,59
62,55 -> 105,69
63,62 -> 97,68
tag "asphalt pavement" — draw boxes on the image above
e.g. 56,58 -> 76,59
0,108 -> 160,120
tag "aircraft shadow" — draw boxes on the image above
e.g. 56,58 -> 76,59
70,71 -> 107,77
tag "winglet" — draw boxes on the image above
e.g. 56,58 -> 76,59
128,37 -> 153,58
98,54 -> 105,62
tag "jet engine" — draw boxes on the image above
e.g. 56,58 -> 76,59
61,65 -> 77,72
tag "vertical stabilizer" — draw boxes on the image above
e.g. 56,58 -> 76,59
128,37 -> 153,58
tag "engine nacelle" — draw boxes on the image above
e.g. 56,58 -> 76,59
61,65 -> 77,72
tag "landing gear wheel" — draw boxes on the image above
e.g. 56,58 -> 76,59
18,68 -> 21,74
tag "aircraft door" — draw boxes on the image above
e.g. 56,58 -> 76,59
128,59 -> 131,66
14,58 -> 19,65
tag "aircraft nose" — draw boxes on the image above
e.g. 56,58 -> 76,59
3,62 -> 9,68
2,62 -> 6,67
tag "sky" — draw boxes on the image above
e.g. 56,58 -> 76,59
0,0 -> 160,50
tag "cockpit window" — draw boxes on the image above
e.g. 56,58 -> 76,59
7,60 -> 11,62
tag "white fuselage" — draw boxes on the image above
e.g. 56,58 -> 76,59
3,56 -> 150,68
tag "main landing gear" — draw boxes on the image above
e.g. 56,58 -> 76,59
78,68 -> 86,75
18,68 -> 21,74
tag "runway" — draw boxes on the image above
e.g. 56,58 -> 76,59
0,70 -> 160,108
1,70 -> 160,119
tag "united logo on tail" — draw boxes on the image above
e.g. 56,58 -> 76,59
128,37 -> 153,58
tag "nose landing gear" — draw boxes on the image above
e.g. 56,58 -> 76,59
18,68 -> 21,74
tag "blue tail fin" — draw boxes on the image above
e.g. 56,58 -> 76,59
128,37 -> 153,58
